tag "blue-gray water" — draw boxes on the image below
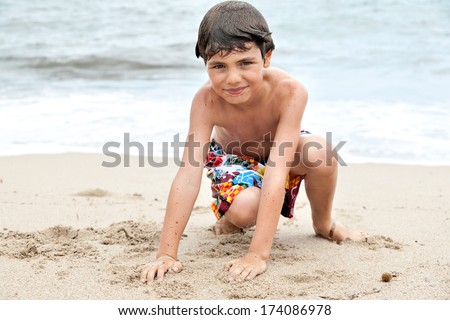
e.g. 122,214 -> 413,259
1,0 -> 449,164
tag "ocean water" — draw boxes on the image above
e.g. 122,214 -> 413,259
0,0 -> 449,165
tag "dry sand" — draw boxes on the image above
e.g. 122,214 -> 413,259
0,153 -> 449,299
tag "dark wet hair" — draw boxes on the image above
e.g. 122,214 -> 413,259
195,1 -> 275,63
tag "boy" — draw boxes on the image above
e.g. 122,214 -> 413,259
140,0 -> 364,283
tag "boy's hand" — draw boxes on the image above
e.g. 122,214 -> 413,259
139,255 -> 183,284
224,253 -> 267,282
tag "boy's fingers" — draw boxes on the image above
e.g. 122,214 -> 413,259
228,264 -> 246,282
224,256 -> 268,281
156,263 -> 168,281
149,265 -> 161,282
171,261 -> 183,273
138,259 -> 184,284
237,266 -> 252,282
140,259 -> 183,284
245,267 -> 261,281
141,266 -> 156,283
140,267 -> 149,283
140,263 -> 160,283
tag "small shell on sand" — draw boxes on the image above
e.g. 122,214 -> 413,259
381,272 -> 393,282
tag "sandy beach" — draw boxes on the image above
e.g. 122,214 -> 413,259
0,153 -> 448,300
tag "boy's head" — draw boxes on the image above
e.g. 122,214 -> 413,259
195,1 -> 275,64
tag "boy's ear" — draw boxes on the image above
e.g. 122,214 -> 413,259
263,50 -> 273,68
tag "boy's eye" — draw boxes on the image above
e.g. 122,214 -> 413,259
211,64 -> 225,69
241,61 -> 252,66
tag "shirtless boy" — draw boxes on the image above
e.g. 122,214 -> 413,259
140,0 -> 364,283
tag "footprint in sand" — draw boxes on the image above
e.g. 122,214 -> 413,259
74,188 -> 110,197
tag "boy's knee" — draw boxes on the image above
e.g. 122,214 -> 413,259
226,188 -> 260,228
226,211 -> 255,229
302,145 -> 337,176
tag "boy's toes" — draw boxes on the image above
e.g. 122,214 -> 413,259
213,218 -> 242,235
332,223 -> 366,243
314,221 -> 366,243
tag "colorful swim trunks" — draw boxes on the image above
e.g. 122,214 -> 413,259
204,139 -> 305,220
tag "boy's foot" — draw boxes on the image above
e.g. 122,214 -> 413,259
213,218 -> 243,235
315,221 -> 366,244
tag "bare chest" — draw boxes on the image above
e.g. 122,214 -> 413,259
212,110 -> 279,161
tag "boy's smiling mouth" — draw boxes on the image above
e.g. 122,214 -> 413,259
225,86 -> 248,95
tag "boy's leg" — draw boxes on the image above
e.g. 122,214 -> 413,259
291,134 -> 364,242
213,186 -> 260,235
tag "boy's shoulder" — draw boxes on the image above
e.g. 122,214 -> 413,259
191,81 -> 219,108
265,67 -> 305,92
263,68 -> 308,112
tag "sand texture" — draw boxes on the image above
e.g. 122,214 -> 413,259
0,154 -> 449,299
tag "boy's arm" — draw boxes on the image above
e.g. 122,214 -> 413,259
141,90 -> 213,283
226,81 -> 307,281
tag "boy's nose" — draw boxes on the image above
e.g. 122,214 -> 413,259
226,70 -> 242,84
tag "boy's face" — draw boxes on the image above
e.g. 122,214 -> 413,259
206,43 -> 271,105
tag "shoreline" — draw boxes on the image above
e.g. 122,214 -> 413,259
0,151 -> 449,168
0,153 -> 449,299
